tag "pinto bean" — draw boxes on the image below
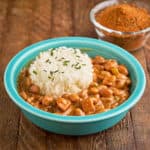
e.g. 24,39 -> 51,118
32,94 -> 41,100
79,89 -> 88,99
101,96 -> 114,104
126,78 -> 131,85
115,79 -> 126,89
117,73 -> 127,80
81,98 -> 95,114
94,64 -> 104,71
118,65 -> 128,75
93,72 -> 98,82
99,88 -> 113,97
102,75 -> 116,86
90,94 -> 100,104
98,71 -> 111,80
56,98 -> 71,111
104,59 -> 118,71
42,95 -> 53,106
110,87 -> 120,96
27,97 -> 34,103
98,85 -> 107,90
62,94 -> 69,99
20,91 -> 28,100
25,77 -> 32,87
119,90 -> 129,102
32,101 -> 40,108
92,56 -> 106,64
62,106 -> 74,116
111,102 -> 119,108
74,108 -> 85,116
29,84 -> 40,94
95,101 -> 105,113
90,82 -> 99,87
88,87 -> 99,95
69,94 -> 80,102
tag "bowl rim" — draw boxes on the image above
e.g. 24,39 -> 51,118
90,0 -> 150,35
4,37 -> 146,123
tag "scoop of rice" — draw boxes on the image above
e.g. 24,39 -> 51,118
29,47 -> 93,98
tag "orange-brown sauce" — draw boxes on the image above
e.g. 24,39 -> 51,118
18,56 -> 131,116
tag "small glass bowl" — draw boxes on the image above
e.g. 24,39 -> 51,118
90,0 -> 150,52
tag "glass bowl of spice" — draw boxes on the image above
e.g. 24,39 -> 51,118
90,0 -> 150,52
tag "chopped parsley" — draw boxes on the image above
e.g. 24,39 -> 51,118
75,66 -> 81,69
50,71 -> 53,76
70,62 -> 82,70
63,60 -> 70,66
50,48 -> 55,56
71,64 -> 75,67
45,59 -> 49,62
45,59 -> 51,64
75,62 -> 79,67
58,57 -> 65,61
33,70 -> 37,75
50,51 -> 54,56
54,70 -> 59,73
43,69 -> 47,72
48,75 -> 54,81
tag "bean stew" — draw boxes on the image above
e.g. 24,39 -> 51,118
18,56 -> 131,116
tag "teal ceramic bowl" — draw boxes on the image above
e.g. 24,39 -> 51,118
4,37 -> 146,135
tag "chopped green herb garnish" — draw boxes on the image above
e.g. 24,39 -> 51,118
50,48 -> 55,56
50,51 -> 54,56
76,55 -> 80,58
54,70 -> 59,73
75,66 -> 81,69
45,59 -> 49,62
75,62 -> 79,66
82,64 -> 86,66
72,62 -> 82,69
71,64 -> 75,67
45,59 -> 51,64
48,76 -> 54,81
63,60 -> 70,66
58,57 -> 65,61
50,71 -> 53,75
33,70 -> 37,75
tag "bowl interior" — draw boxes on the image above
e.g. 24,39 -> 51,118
4,37 -> 146,123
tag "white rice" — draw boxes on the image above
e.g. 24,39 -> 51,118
29,47 -> 93,98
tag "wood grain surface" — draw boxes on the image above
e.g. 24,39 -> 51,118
0,0 -> 150,150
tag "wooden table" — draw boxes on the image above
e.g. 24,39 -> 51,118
0,0 -> 150,150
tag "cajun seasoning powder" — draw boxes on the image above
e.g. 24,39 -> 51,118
95,3 -> 150,51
